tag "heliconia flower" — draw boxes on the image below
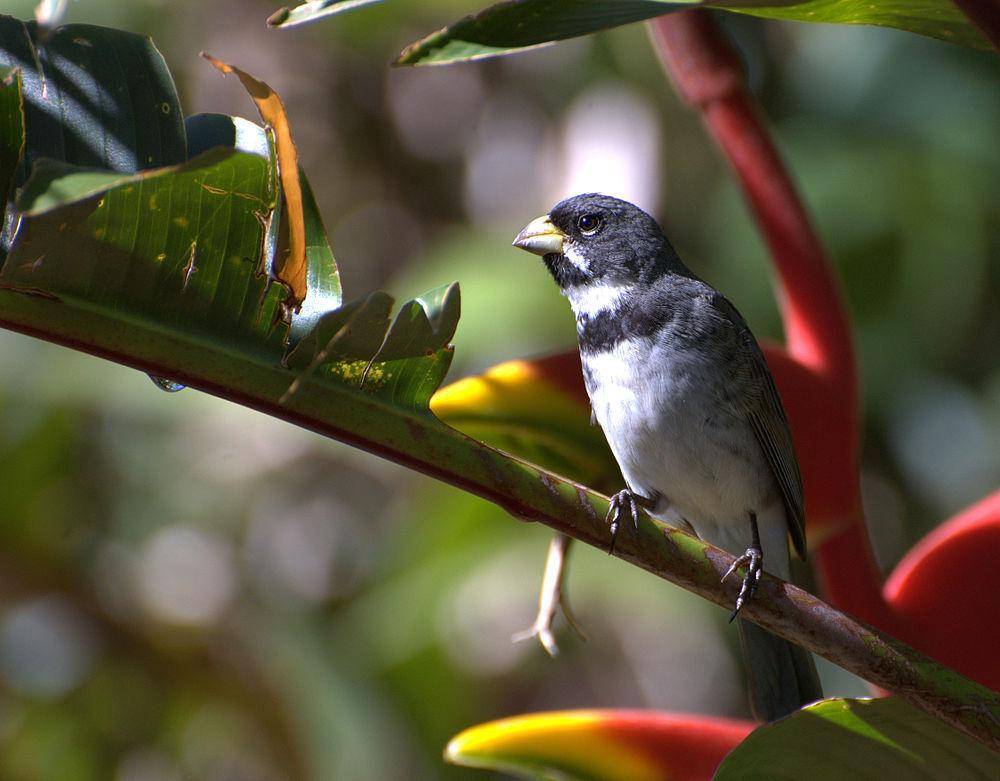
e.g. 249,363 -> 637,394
445,709 -> 754,781
883,488 -> 1000,691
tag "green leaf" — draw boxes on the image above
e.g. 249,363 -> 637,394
284,291 -> 394,368
395,0 -> 989,66
285,283 -> 460,412
267,0 -> 384,29
732,1 -> 989,48
3,150 -> 288,357
715,698 -> 1000,780
183,113 -> 343,348
201,53 -> 342,342
361,282 -> 460,411
289,168 -> 343,345
0,16 -> 186,174
0,58 -> 457,416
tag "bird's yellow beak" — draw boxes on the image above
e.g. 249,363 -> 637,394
512,215 -> 565,256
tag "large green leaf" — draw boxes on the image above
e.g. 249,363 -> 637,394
183,112 -> 343,350
0,55 -> 455,415
3,154 -> 447,415
4,151 -> 288,355
715,698 -> 1000,780
395,0 -> 989,65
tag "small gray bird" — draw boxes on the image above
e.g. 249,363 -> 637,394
513,193 -> 822,721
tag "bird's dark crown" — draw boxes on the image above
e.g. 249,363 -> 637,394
544,193 -> 683,289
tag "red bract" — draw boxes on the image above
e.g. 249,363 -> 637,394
445,709 -> 754,781
884,490 -> 1000,691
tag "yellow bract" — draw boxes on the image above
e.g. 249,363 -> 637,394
445,710 -> 665,781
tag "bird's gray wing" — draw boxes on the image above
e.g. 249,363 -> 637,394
714,295 -> 807,559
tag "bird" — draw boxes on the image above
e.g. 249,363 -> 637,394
512,193 -> 822,722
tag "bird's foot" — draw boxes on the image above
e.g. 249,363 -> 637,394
722,544 -> 763,622
607,489 -> 640,554
513,534 -> 585,657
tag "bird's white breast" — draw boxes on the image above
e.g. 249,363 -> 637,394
582,336 -> 777,547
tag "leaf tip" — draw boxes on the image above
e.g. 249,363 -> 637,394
266,7 -> 291,27
394,26 -> 449,67
200,51 -> 231,75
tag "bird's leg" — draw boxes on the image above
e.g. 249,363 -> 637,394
513,533 -> 586,657
607,489 -> 655,554
722,510 -> 763,622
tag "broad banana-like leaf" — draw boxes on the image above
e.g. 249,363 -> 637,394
0,19 -> 601,541
715,697 -> 1000,780
395,0 -> 989,66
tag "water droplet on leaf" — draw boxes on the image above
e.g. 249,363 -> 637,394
148,375 -> 186,393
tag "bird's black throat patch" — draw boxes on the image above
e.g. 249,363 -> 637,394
542,252 -> 590,289
576,300 -> 664,353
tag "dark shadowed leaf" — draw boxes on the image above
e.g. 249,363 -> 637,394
0,67 -> 24,255
715,698 -> 1000,780
0,15 -> 186,258
0,16 -> 185,175
395,0 -> 989,66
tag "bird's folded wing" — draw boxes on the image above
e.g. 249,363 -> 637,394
746,364 -> 807,559
715,296 -> 807,559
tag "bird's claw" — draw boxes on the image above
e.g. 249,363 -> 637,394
512,599 -> 586,658
607,489 -> 641,554
723,545 -> 763,622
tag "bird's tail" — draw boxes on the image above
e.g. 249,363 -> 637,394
737,618 -> 823,722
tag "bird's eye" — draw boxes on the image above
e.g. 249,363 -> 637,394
577,214 -> 602,236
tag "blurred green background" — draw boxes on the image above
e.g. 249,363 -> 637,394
1,1 -> 998,779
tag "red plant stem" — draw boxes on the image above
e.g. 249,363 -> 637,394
952,0 -> 1000,50
648,10 -> 896,630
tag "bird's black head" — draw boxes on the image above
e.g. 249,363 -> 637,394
513,193 -> 679,290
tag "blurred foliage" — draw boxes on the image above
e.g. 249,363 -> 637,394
0,1 -> 997,779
